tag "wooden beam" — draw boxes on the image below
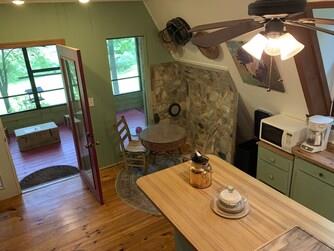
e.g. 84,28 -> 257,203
289,8 -> 331,115
0,39 -> 65,49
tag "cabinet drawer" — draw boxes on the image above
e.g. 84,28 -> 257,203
294,158 -> 334,187
258,146 -> 292,172
257,159 -> 291,195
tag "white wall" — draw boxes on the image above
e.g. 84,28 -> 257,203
144,0 -> 309,139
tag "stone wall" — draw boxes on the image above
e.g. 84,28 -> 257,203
151,62 -> 238,162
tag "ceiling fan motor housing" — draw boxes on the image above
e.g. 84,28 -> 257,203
248,0 -> 306,16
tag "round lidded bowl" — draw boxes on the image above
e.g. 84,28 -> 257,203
218,186 -> 242,207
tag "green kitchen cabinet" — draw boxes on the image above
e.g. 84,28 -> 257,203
257,145 -> 294,195
291,158 -> 334,222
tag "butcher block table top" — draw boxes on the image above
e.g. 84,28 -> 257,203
137,155 -> 334,251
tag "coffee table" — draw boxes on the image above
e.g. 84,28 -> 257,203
14,122 -> 60,152
139,123 -> 186,153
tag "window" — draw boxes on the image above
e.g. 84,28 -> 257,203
0,45 -> 66,115
106,37 -> 143,95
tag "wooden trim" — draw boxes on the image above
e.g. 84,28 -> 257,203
290,7 -> 331,115
0,39 -> 65,49
307,1 -> 334,9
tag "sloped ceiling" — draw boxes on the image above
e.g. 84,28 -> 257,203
144,0 -> 309,139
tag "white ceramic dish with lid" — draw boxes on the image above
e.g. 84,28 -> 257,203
218,186 -> 242,207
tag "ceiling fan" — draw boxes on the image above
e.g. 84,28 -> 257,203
190,0 -> 334,60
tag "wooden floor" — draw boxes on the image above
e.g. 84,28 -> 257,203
9,125 -> 78,181
0,166 -> 175,251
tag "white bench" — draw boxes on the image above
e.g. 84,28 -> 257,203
14,122 -> 60,152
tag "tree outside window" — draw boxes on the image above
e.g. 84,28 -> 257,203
0,45 -> 66,115
106,37 -> 143,95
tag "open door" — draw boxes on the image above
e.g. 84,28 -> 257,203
0,119 -> 21,201
57,45 -> 103,204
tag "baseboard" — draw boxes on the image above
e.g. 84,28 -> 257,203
100,161 -> 124,169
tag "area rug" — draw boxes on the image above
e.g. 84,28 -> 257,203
20,165 -> 79,190
115,154 -> 182,216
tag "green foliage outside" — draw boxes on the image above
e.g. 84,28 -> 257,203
0,46 -> 60,114
110,37 -> 137,76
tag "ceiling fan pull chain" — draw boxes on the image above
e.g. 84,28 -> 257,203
267,56 -> 273,92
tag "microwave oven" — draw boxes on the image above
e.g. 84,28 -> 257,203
260,114 -> 307,153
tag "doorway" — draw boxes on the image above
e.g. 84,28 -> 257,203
106,36 -> 147,136
0,42 -> 79,191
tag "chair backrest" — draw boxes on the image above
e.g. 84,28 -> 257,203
115,116 -> 132,152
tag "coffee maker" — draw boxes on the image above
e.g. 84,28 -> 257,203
301,115 -> 334,153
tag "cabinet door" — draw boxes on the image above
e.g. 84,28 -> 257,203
291,158 -> 334,221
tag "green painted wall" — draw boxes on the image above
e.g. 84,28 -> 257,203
114,91 -> 144,112
0,2 -> 173,167
2,105 -> 68,133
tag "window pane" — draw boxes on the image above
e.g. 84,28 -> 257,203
0,95 -> 37,115
34,69 -> 64,91
39,89 -> 66,107
107,37 -> 139,79
27,45 -> 60,70
112,77 -> 140,95
0,48 -> 31,97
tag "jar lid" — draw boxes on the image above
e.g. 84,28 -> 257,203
218,186 -> 242,206
191,150 -> 209,164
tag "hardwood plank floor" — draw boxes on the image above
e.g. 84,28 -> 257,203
9,125 -> 78,181
0,166 -> 175,251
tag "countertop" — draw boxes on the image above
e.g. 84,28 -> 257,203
137,155 -> 334,251
292,144 -> 334,173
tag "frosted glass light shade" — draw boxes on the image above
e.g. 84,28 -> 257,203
242,34 -> 268,60
79,0 -> 90,3
12,0 -> 24,5
279,33 -> 305,60
264,37 -> 281,56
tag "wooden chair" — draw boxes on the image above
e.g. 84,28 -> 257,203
115,116 -> 148,174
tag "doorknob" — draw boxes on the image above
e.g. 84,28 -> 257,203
84,143 -> 93,148
95,141 -> 100,146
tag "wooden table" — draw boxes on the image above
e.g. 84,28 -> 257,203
137,155 -> 334,251
139,123 -> 186,153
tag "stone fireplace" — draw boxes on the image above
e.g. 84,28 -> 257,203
151,62 -> 238,162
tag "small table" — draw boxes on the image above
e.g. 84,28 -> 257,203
14,122 -> 60,152
139,123 -> 186,153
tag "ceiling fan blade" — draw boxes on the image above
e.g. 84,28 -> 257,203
190,18 -> 256,32
285,20 -> 334,36
286,12 -> 305,20
297,17 -> 334,25
192,21 -> 262,47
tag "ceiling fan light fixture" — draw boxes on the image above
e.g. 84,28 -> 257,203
279,33 -> 304,60
12,0 -> 24,5
242,33 -> 268,60
264,37 -> 282,56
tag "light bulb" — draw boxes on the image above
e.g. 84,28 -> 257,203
12,0 -> 24,5
79,0 -> 90,3
279,33 -> 304,60
242,33 -> 268,60
264,37 -> 281,57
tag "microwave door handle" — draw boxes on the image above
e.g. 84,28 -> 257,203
282,132 -> 287,151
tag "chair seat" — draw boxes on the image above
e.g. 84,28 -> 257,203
125,140 -> 146,153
